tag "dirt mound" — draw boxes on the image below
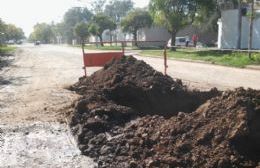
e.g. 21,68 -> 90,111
73,88 -> 260,168
69,56 -> 236,167
92,88 -> 260,168
70,56 -> 218,117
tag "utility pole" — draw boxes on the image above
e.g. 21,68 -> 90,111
248,0 -> 255,59
237,0 -> 242,49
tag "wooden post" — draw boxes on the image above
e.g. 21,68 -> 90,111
81,39 -> 87,77
122,42 -> 125,55
237,0 -> 242,49
164,45 -> 168,75
248,0 -> 255,59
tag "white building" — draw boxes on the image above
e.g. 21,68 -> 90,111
218,9 -> 260,49
136,26 -> 171,48
88,26 -> 171,48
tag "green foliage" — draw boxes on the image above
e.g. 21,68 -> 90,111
5,24 -> 25,41
0,19 -> 6,45
63,7 -> 93,44
91,0 -> 106,14
140,49 -> 260,68
88,23 -> 99,36
0,46 -> 16,55
0,19 -> 5,34
29,23 -> 54,43
104,0 -> 134,22
74,22 -> 90,41
193,0 -> 219,31
148,0 -> 233,46
88,13 -> 116,45
121,9 -> 153,45
149,0 -> 198,46
0,18 -> 24,44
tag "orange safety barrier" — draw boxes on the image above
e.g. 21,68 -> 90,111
83,46 -> 124,76
82,42 -> 125,76
83,52 -> 123,67
81,41 -> 168,76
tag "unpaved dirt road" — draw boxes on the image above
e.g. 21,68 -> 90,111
0,44 -> 259,167
0,44 -> 98,167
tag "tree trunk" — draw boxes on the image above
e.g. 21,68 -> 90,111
133,32 -> 138,47
109,30 -> 112,46
99,35 -> 104,46
81,38 -> 85,55
248,0 -> 254,59
171,31 -> 177,51
237,0 -> 242,49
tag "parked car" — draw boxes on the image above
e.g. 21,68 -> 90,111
167,36 -> 193,47
16,40 -> 23,45
34,41 -> 40,45
7,40 -> 15,45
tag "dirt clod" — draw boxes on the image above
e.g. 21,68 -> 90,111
70,56 -> 260,167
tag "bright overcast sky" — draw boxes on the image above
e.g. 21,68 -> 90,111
0,0 -> 150,37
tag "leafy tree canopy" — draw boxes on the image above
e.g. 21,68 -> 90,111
149,0 -> 220,46
63,7 -> 93,44
88,13 -> 116,45
121,9 -> 153,46
104,0 -> 134,22
74,22 -> 90,41
29,23 -> 54,43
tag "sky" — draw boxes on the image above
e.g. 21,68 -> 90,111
0,0 -> 150,37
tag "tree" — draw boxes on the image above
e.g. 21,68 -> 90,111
104,0 -> 134,22
0,19 -> 6,34
121,9 -> 153,46
74,22 -> 90,54
51,22 -> 66,44
91,0 -> 106,14
0,19 -> 7,45
63,7 -> 93,44
192,0 -> 219,30
29,23 -> 54,43
88,13 -> 116,46
149,0 -> 198,48
5,24 -> 25,42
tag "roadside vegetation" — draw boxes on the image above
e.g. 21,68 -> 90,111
26,0 -> 260,68
140,49 -> 260,68
0,45 -> 16,55
0,18 -> 25,45
28,0 -> 215,47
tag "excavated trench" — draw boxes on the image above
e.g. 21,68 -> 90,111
230,110 -> 260,162
105,84 -> 219,118
69,56 -> 260,168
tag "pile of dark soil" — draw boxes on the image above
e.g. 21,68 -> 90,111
69,56 -> 260,168
0,54 -> 13,70
70,56 -> 218,117
0,58 -> 9,70
93,88 -> 260,168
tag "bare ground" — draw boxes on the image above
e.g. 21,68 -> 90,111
0,45 -> 98,167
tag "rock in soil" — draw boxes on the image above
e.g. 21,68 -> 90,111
68,56 -> 260,167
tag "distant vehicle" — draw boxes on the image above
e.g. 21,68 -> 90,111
167,36 -> 193,47
34,41 -> 40,45
7,40 -> 15,45
16,40 -> 23,45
